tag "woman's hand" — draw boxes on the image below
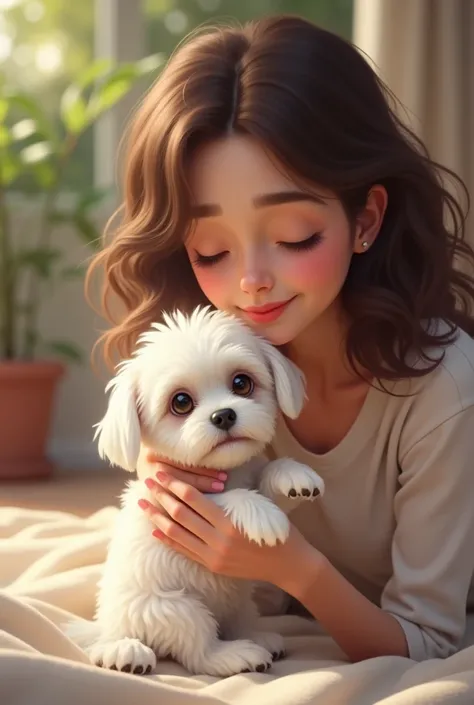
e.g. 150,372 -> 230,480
136,445 -> 228,493
138,471 -> 322,589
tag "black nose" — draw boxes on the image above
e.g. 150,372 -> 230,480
210,408 -> 237,431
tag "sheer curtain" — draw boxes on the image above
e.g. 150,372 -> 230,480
353,0 -> 474,253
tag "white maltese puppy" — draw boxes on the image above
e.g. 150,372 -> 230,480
66,306 -> 324,677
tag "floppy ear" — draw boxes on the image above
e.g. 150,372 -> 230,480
93,371 -> 141,472
259,339 -> 307,419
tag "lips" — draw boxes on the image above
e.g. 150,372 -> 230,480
240,297 -> 295,324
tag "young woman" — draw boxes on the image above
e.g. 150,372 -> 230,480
87,14 -> 474,664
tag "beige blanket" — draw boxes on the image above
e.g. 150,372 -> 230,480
2,505 -> 474,705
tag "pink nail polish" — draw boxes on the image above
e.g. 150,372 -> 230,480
138,499 -> 149,510
217,472 -> 227,481
156,471 -> 168,483
144,477 -> 155,490
211,481 -> 225,492
152,529 -> 165,540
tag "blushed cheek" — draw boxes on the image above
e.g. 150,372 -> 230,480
284,246 -> 351,292
192,268 -> 227,306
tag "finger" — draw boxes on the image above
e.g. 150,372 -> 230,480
157,466 -> 225,493
140,498 -> 210,556
144,479 -> 215,542
146,453 -> 227,482
155,472 -> 228,529
152,529 -> 207,566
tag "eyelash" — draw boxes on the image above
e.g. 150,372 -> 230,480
193,232 -> 323,268
279,232 -> 323,251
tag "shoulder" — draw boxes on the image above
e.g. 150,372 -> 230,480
389,323 -> 474,454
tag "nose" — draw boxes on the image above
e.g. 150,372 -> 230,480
240,255 -> 274,295
210,408 -> 237,431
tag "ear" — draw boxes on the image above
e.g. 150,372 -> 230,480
259,339 -> 307,419
93,371 -> 141,472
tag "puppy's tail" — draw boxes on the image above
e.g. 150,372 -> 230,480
63,617 -> 102,650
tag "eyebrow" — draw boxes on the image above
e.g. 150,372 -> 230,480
190,190 -> 327,218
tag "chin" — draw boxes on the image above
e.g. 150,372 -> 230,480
203,438 -> 264,469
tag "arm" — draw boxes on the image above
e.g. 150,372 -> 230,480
280,547 -> 409,661
279,405 -> 474,662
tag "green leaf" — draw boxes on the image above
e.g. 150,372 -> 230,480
45,340 -> 83,364
60,85 -> 88,134
5,90 -> 58,146
75,58 -> 114,89
135,53 -> 165,75
19,141 -> 53,165
87,69 -> 140,119
0,124 -> 11,147
16,247 -> 62,278
0,151 -> 22,185
32,161 -> 56,189
87,55 -> 164,119
59,59 -> 116,135
11,118 -> 37,141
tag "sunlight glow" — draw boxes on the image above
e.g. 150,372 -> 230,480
0,0 -> 22,10
23,0 -> 45,23
0,33 -> 13,63
35,41 -> 62,74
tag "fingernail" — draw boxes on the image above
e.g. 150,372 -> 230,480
144,478 -> 155,490
138,499 -> 149,510
156,471 -> 168,483
152,529 -> 165,540
211,481 -> 225,492
217,472 -> 227,481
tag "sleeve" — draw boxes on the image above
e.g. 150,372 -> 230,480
381,404 -> 474,661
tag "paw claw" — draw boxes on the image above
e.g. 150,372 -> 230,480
272,650 -> 286,661
288,488 -> 297,497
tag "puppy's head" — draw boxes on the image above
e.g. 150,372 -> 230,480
95,306 -> 306,473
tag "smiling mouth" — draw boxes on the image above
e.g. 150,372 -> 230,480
240,297 -> 296,323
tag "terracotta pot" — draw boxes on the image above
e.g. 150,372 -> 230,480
0,360 -> 65,480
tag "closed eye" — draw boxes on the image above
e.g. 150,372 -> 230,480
279,232 -> 323,251
193,251 -> 228,267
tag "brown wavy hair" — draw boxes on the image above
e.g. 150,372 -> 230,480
87,14 -> 474,381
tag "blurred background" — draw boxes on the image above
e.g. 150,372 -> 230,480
0,0 -> 473,485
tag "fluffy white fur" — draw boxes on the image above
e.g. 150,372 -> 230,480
65,306 -> 325,677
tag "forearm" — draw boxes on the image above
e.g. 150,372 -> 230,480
280,549 -> 409,662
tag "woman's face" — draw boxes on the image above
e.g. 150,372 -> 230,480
185,134 -> 360,346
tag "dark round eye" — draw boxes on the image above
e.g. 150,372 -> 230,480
170,392 -> 194,415
232,373 -> 254,397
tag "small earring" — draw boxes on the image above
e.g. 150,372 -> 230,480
361,241 -> 369,250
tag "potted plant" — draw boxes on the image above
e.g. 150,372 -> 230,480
0,54 -> 163,480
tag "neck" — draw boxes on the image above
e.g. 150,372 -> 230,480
282,301 -> 362,391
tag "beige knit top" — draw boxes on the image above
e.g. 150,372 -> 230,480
271,325 -> 474,661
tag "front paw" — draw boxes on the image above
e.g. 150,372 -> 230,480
214,489 -> 290,546
262,460 -> 325,501
88,638 -> 157,675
